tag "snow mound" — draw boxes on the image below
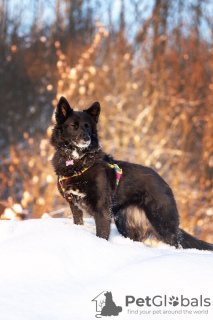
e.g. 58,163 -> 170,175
0,218 -> 212,320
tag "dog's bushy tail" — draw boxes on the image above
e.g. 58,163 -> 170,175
179,228 -> 213,251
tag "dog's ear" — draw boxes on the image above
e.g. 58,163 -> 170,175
83,102 -> 100,123
55,96 -> 73,124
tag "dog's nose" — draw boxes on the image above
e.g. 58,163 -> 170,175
81,133 -> 90,141
83,135 -> 90,142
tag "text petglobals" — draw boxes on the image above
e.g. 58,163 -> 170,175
125,295 -> 211,307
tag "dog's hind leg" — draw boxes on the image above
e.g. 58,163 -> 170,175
113,204 -> 181,248
114,206 -> 153,242
69,202 -> 83,225
144,206 -> 181,248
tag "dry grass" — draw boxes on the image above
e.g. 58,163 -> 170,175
0,1 -> 212,242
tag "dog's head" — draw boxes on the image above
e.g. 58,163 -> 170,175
50,96 -> 100,150
104,292 -> 113,300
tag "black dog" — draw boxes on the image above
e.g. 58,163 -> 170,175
50,97 -> 213,251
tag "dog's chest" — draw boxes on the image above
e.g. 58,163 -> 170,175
66,186 -> 86,199
59,177 -> 88,206
67,185 -> 90,213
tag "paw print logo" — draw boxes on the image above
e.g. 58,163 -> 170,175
169,296 -> 179,307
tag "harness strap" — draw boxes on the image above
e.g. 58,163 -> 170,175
108,163 -> 123,185
59,167 -> 88,191
59,163 -> 122,200
59,168 -> 89,200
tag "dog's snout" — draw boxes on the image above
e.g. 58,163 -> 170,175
83,135 -> 89,141
81,132 -> 90,141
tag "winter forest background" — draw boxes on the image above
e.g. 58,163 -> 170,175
0,0 -> 212,242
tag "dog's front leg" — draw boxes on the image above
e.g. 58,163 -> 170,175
69,202 -> 83,225
94,210 -> 111,240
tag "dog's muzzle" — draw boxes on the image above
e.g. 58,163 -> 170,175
73,137 -> 91,148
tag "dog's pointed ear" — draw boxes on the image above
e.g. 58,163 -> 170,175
55,96 -> 73,124
83,102 -> 100,123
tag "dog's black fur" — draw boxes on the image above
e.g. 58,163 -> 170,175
50,96 -> 213,251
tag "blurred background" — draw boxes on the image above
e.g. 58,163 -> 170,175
0,0 -> 212,241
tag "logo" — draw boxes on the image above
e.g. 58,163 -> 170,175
169,296 -> 179,307
92,291 -> 122,318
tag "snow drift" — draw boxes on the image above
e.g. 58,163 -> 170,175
0,218 -> 212,320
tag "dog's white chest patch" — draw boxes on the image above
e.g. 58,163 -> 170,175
72,149 -> 79,159
66,188 -> 86,198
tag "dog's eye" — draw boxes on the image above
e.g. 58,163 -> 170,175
70,122 -> 79,130
84,123 -> 89,129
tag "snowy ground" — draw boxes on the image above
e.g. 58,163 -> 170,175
0,218 -> 213,320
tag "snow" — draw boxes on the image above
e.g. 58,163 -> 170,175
0,218 -> 213,320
